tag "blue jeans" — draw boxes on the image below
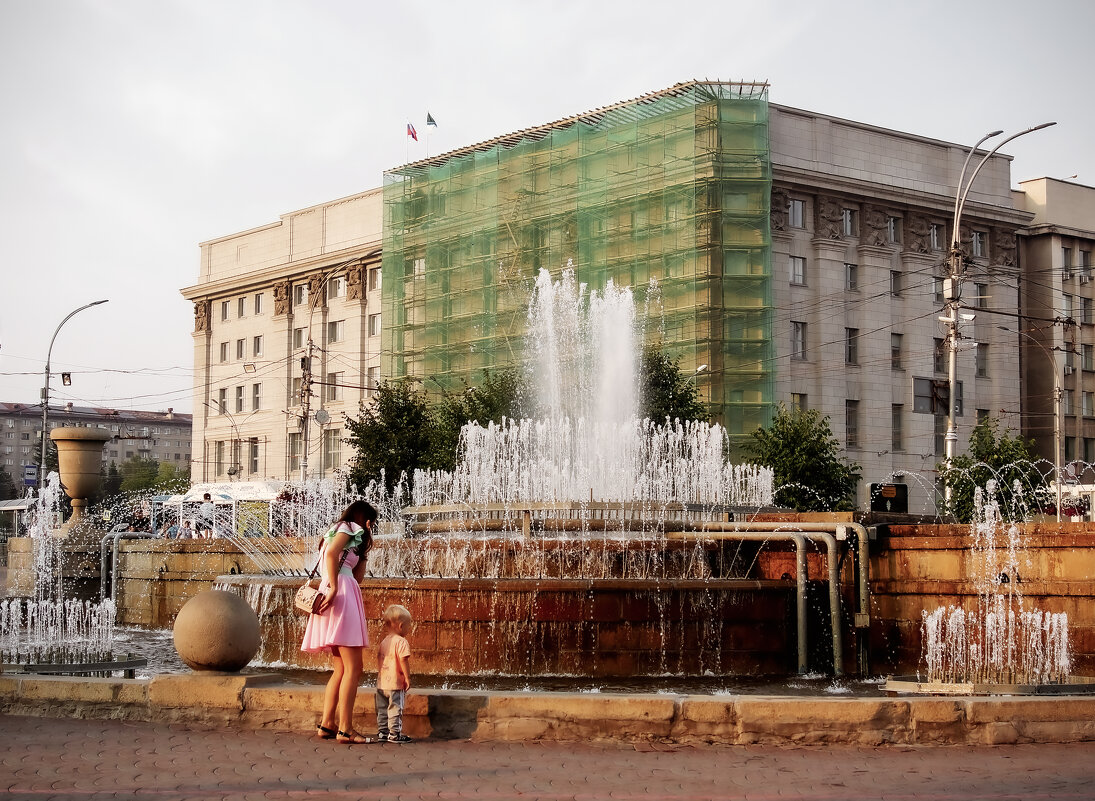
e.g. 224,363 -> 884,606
375,688 -> 405,737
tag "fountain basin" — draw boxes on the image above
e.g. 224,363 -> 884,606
884,675 -> 1095,696
216,574 -> 798,677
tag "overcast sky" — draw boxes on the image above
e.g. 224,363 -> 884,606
1,0 -> 1091,415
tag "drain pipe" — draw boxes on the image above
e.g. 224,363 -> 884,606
664,531 -> 808,674
100,531 -> 154,604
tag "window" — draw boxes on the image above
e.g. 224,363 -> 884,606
288,432 -> 301,473
1065,437 -> 1076,462
293,328 -> 306,349
972,231 -> 986,258
887,216 -> 901,244
237,297 -> 245,318
252,383 -> 261,411
1084,297 -> 1093,325
790,393 -> 807,412
890,270 -> 902,297
787,199 -> 805,229
252,335 -> 263,356
369,267 -> 381,291
254,293 -> 263,315
892,404 -> 904,452
841,208 -> 857,237
1084,344 -> 1094,371
845,400 -> 859,449
236,339 -> 245,359
789,256 -> 806,286
934,415 -> 946,457
215,441 -> 225,474
368,314 -> 381,337
249,439 -> 259,474
845,328 -> 859,365
217,389 -> 227,414
1084,392 -> 1094,418
791,321 -> 807,360
294,283 -> 309,308
975,282 -> 988,309
844,263 -> 858,291
327,320 -> 345,343
891,334 -> 903,370
933,277 -> 944,303
934,338 -> 946,374
929,223 -> 942,251
219,342 -> 229,363
292,377 -> 302,405
976,343 -> 989,378
1063,390 -> 1074,416
1064,293 -> 1074,320
1082,250 -> 1092,281
367,366 -> 379,394
1063,247 -> 1073,271
220,301 -> 230,321
914,377 -> 963,416
235,385 -> 244,414
328,275 -> 346,299
413,257 -> 426,278
322,428 -> 342,470
327,372 -> 343,402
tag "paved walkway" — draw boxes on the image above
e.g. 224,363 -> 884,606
1,715 -> 1093,801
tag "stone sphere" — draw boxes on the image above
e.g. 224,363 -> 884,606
173,590 -> 261,672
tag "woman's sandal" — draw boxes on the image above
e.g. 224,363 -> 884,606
316,724 -> 337,740
336,730 -> 372,744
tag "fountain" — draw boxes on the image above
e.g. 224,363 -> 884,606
885,481 -> 1095,695
213,265 -> 866,679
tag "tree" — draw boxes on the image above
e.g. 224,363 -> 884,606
638,347 -> 708,424
345,380 -> 438,491
431,369 -> 527,470
0,467 -> 18,501
743,404 -> 862,512
102,462 -> 123,496
154,462 -> 190,494
939,416 -> 1046,523
118,456 -> 160,493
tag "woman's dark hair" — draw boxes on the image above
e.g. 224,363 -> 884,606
338,500 -> 378,556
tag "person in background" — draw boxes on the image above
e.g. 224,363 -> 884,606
375,604 -> 413,743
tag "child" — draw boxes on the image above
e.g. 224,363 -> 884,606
375,604 -> 412,743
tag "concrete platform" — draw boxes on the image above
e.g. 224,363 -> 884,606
3,672 -> 1095,746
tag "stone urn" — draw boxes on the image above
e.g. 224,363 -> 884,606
50,426 -> 112,533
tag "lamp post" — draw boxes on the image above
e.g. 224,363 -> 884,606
685,364 -> 708,384
942,123 -> 1056,509
1000,325 -> 1062,522
39,299 -> 109,490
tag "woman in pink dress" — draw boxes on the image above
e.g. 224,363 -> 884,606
301,500 -> 376,744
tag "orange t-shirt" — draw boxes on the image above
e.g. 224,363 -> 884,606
377,633 -> 411,691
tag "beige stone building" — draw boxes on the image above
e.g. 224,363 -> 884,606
180,188 -> 383,483
1015,178 -> 1095,509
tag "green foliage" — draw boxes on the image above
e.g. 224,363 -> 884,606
432,370 -> 527,470
118,456 -> 161,493
345,380 -> 438,491
939,416 -> 1046,523
102,462 -> 123,496
638,348 -> 708,424
154,462 -> 190,494
743,404 -> 862,512
0,467 -> 18,501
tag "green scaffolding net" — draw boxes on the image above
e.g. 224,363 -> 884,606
382,81 -> 772,441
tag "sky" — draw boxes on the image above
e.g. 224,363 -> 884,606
1,0 -> 1092,415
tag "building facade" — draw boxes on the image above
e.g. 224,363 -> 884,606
187,81 -> 1040,512
0,402 -> 192,477
180,188 -> 384,483
1015,177 -> 1095,511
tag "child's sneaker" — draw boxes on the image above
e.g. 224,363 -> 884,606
376,731 -> 389,743
388,733 -> 413,743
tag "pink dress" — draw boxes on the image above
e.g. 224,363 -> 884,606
300,524 -> 369,653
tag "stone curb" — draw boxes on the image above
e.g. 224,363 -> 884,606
2,673 -> 1095,746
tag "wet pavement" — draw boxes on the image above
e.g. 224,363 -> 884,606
1,714 -> 1093,800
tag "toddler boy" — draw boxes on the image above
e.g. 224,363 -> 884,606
376,604 -> 412,743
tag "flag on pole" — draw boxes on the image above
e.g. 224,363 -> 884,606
407,123 -> 418,141
426,112 -> 438,128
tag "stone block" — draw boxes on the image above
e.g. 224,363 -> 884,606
148,673 -> 258,710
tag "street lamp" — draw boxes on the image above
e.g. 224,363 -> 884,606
685,364 -> 708,384
39,299 -> 109,490
942,123 -> 1056,508
1000,325 -> 1062,522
